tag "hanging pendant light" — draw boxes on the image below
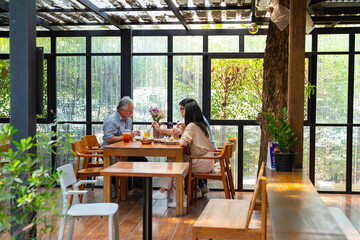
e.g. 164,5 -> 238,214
247,0 -> 259,34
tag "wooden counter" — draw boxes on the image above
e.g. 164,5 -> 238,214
266,168 -> 347,239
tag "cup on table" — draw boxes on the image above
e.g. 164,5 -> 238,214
144,131 -> 151,138
123,129 -> 131,143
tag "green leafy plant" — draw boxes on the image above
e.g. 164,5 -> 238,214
0,123 -> 72,239
263,107 -> 298,153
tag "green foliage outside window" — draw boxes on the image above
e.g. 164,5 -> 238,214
0,60 -> 48,119
211,58 -> 263,120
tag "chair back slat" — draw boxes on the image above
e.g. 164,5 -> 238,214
245,161 -> 266,231
57,164 -> 77,191
81,135 -> 100,148
221,142 -> 234,159
229,138 -> 237,153
72,140 -> 89,154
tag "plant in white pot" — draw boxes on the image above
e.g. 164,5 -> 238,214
264,107 -> 298,171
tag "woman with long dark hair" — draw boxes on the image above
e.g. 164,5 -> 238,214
153,102 -> 214,208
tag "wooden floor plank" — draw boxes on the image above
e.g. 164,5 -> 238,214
1,188 -> 360,240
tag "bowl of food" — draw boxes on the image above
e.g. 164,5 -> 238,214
139,138 -> 154,144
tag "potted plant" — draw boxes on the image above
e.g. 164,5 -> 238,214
264,107 -> 298,172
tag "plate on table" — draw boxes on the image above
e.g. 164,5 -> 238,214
154,138 -> 165,143
164,140 -> 179,145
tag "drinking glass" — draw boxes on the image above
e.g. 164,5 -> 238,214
144,131 -> 151,138
123,129 -> 131,143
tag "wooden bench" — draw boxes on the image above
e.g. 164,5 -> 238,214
328,207 -> 360,240
192,162 -> 266,240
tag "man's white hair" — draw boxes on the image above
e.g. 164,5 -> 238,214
116,96 -> 133,111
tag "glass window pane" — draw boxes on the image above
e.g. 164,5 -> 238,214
315,127 -> 346,191
92,37 -> 121,53
92,56 -> 121,122
36,124 -> 52,169
353,127 -> 360,191
56,56 -> 86,121
244,35 -> 266,53
210,125 -> 238,189
133,56 -> 167,122
56,124 -> 86,168
0,38 -> 9,53
173,36 -> 203,53
211,58 -> 263,120
133,36 -> 167,53
93,124 -> 105,146
173,56 -> 203,122
0,59 -> 10,118
36,60 -> 48,119
37,37 -> 51,54
318,34 -> 349,52
209,35 -> 239,52
243,126 -> 261,189
56,37 -> 86,53
303,126 -> 310,178
316,55 -> 348,123
356,34 -> 360,52
354,55 -> 360,123
0,59 -> 47,119
305,35 -> 312,52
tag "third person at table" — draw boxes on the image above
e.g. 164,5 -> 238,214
152,102 -> 215,208
152,98 -> 217,197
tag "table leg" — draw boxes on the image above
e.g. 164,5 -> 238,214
176,177 -> 184,216
119,156 -> 128,201
143,177 -> 152,240
104,154 -> 111,203
175,151 -> 183,163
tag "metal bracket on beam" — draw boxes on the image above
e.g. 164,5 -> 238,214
163,0 -> 190,30
76,0 -> 126,30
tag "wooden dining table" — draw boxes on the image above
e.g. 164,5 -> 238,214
266,168 -> 348,239
102,140 -> 186,206
101,161 -> 189,240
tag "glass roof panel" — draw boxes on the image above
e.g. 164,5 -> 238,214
38,0 -> 86,9
130,24 -> 185,29
61,25 -> 120,31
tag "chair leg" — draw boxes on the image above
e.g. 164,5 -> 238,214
194,178 -> 199,200
226,160 -> 236,198
114,209 -> 120,240
58,216 -> 66,240
115,177 -> 120,202
108,214 -> 114,240
92,176 -> 96,191
68,217 -> 75,240
187,175 -> 192,214
221,174 -> 231,199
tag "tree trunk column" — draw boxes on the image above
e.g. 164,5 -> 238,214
288,0 -> 306,169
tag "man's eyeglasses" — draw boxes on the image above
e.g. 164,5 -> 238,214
179,107 -> 185,111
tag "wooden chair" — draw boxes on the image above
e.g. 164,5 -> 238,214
71,140 -> 104,201
192,162 -> 267,240
216,138 -> 237,198
187,143 -> 234,214
81,135 -> 103,168
57,164 -> 119,240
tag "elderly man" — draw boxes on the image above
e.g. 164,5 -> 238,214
101,96 -> 146,194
